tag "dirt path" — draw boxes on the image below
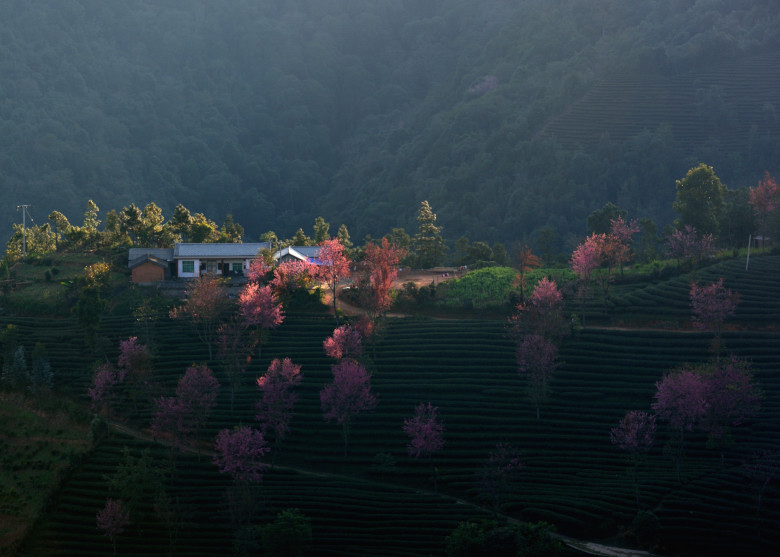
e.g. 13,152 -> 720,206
107,421 -> 655,557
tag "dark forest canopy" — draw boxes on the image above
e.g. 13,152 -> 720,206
1,0 -> 779,250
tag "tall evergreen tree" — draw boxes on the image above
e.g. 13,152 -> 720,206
313,217 -> 330,245
412,201 -> 446,268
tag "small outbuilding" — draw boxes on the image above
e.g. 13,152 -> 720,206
273,246 -> 322,265
128,248 -> 175,284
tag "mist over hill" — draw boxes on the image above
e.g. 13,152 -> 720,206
2,0 -> 778,249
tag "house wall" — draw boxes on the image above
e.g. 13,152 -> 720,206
176,259 -> 250,278
177,259 -> 201,278
132,263 -> 165,284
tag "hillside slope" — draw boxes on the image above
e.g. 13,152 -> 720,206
1,0 -> 778,246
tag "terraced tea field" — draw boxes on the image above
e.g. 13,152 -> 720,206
9,256 -> 780,556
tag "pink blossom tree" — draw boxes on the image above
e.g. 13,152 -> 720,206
316,238 -> 351,316
152,365 -> 219,459
511,277 -> 566,341
169,275 -> 229,360
247,258 -> 271,283
213,426 -> 270,484
239,282 -> 284,359
217,316 -> 257,414
96,498 -> 130,557
255,358 -> 303,455
610,410 -> 656,509
749,171 -> 779,249
88,363 -> 120,416
570,236 -> 601,325
513,244 -> 541,304
323,325 -> 363,361
117,336 -> 153,410
701,356 -> 761,464
609,216 -> 640,275
652,368 -> 707,482
690,278 -> 739,358
478,442 -> 523,515
403,402 -> 445,459
403,402 -> 445,491
665,225 -> 715,268
363,238 -> 405,317
320,359 -> 378,455
516,334 -> 558,420
270,259 -> 316,297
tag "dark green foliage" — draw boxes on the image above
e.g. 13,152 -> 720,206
262,508 -> 312,557
446,520 -> 562,557
1,1 -> 779,248
674,164 -> 726,236
106,447 -> 164,522
587,203 -> 625,235
632,511 -> 661,553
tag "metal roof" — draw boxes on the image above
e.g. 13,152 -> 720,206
173,242 -> 271,259
273,246 -> 321,262
127,248 -> 174,263
128,255 -> 170,269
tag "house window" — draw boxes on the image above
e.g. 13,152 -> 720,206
182,260 -> 195,273
232,262 -> 243,273
206,262 -> 218,274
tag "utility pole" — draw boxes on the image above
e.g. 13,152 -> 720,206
17,204 -> 30,257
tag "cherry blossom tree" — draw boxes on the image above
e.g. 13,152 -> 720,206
117,336 -> 153,410
270,259 -> 316,297
323,325 -> 363,361
403,402 -> 445,491
213,426 -> 270,484
511,277 -> 566,341
316,238 -> 351,316
96,498 -> 130,557
610,410 -> 656,509
88,363 -> 120,416
690,278 -> 739,358
478,442 -> 523,515
651,368 -> 707,482
239,282 -> 284,359
608,216 -> 640,275
701,356 -> 761,464
255,358 -> 303,455
749,171 -> 779,249
247,258 -> 271,283
516,334 -> 558,420
570,236 -> 601,324
217,316 -> 257,414
152,365 -> 219,459
513,244 -> 541,304
169,275 -> 229,360
403,402 -> 445,459
320,359 -> 378,455
363,237 -> 405,317
665,225 -> 715,268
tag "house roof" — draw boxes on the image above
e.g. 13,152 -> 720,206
129,255 -> 170,270
273,246 -> 322,263
128,248 -> 174,263
173,242 -> 271,259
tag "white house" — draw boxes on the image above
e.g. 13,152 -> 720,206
174,242 -> 271,278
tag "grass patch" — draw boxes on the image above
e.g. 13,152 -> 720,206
0,392 -> 90,555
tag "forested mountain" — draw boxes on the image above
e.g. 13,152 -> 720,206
2,0 -> 778,249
